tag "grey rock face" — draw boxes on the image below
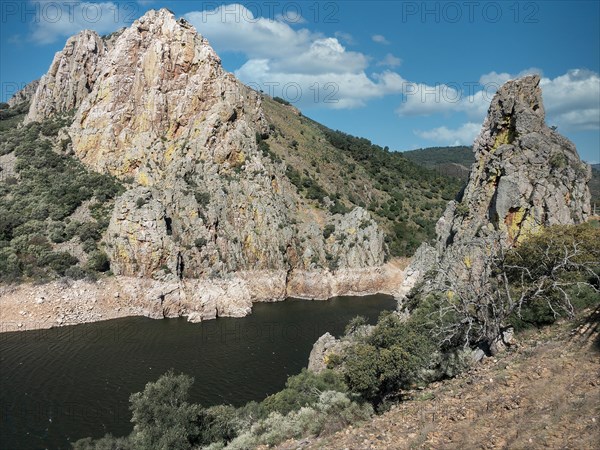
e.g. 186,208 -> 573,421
403,75 -> 592,293
440,75 -> 590,249
7,80 -> 39,107
60,9 -> 386,280
26,30 -> 110,123
308,332 -> 339,372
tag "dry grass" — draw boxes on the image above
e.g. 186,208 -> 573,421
274,309 -> 600,449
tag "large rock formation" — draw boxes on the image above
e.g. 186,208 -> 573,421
402,75 -> 592,295
18,8 -> 390,318
25,30 -> 111,123
64,9 -> 384,281
7,80 -> 39,107
439,75 -> 590,249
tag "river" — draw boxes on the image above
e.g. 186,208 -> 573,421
0,294 -> 396,449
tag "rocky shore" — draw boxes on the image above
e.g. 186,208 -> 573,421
0,261 -> 406,333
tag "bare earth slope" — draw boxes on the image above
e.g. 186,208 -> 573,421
272,310 -> 600,449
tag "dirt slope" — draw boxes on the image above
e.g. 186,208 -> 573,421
272,309 -> 600,449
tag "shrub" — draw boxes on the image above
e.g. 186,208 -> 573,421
262,369 -> 347,416
194,191 -> 211,206
87,251 -> 110,272
273,96 -> 291,106
129,370 -> 203,450
341,311 -> 436,404
323,224 -> 335,240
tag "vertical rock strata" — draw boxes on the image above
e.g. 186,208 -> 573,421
26,30 -> 111,122
403,75 -> 592,294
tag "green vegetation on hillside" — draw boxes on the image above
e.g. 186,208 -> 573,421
262,97 -> 464,257
590,165 -> 600,209
402,145 -> 474,180
318,127 -> 463,255
402,145 -> 474,168
0,103 -> 124,282
0,100 -> 29,132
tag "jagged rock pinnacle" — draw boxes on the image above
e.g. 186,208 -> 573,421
438,74 -> 591,249
401,75 -> 592,296
25,30 -> 109,123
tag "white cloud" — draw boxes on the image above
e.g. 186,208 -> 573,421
398,68 -> 599,131
185,5 -> 316,59
185,4 -> 405,108
396,82 -> 488,118
372,34 -> 390,45
416,122 -> 482,146
28,1 -> 134,44
540,69 -> 600,131
236,62 -> 405,109
334,31 -> 355,45
377,53 -> 402,68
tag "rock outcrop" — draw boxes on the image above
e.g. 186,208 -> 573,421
7,80 -> 39,107
401,75 -> 592,297
63,9 -> 385,281
25,30 -> 110,123
15,8 -> 392,320
438,75 -> 590,250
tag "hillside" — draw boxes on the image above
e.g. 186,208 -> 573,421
272,310 -> 600,449
591,165 -> 600,211
402,145 -> 473,180
261,98 -> 463,256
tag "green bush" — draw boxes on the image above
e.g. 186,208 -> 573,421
129,370 -> 203,450
339,311 -> 436,404
0,114 -> 123,282
323,224 -> 335,239
262,369 -> 347,416
87,251 -> 110,272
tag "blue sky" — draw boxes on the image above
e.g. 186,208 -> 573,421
1,1 -> 599,163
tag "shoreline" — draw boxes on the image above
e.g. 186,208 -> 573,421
0,262 -> 406,333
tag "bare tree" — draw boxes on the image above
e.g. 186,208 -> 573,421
424,227 -> 600,353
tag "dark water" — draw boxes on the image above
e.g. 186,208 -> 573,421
0,294 -> 395,450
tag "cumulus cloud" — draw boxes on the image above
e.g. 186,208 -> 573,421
372,34 -> 390,45
396,82 -> 490,119
185,5 -> 317,60
416,122 -> 482,146
28,1 -> 135,44
400,67 -> 598,131
185,4 -> 405,108
540,69 -> 600,131
377,53 -> 402,68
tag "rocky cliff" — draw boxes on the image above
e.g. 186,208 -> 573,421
7,80 -> 39,107
66,9 -> 384,281
25,30 -> 111,123
12,8 -> 393,322
401,75 -> 592,295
